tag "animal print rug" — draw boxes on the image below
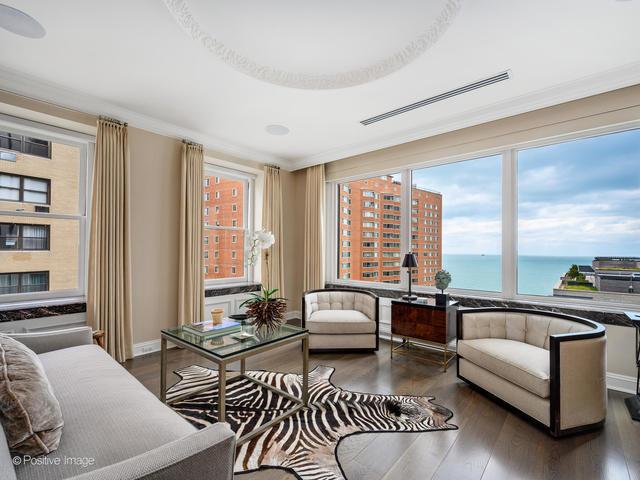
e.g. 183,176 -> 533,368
167,365 -> 457,480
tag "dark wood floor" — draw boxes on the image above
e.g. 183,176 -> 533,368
124,340 -> 640,480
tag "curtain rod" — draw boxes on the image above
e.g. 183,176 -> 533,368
99,115 -> 127,126
182,139 -> 203,147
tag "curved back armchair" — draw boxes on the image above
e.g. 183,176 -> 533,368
302,288 -> 379,352
457,308 -> 606,437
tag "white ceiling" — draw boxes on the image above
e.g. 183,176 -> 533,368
1,0 -> 639,170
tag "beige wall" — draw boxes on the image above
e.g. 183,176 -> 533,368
281,169 -> 307,311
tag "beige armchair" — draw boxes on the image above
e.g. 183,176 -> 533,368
457,308 -> 606,437
302,289 -> 379,352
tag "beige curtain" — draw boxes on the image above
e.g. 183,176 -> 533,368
303,164 -> 325,291
262,165 -> 284,295
178,141 -> 205,325
87,118 -> 133,362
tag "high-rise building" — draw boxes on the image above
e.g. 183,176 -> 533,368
203,174 -> 245,279
338,175 -> 442,285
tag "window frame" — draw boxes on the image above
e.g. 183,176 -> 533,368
0,114 -> 93,307
0,222 -> 50,251
326,121 -> 640,311
0,271 -> 50,295
203,162 -> 255,286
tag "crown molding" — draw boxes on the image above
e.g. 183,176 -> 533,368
0,64 -> 293,170
290,61 -> 640,170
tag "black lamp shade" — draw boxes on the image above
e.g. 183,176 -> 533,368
402,253 -> 418,268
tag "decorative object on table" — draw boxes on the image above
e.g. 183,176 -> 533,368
228,313 -> 248,321
391,297 -> 458,371
210,308 -> 224,324
401,252 -> 418,301
184,319 -> 240,337
240,287 -> 287,332
624,311 -> 640,421
434,269 -> 452,306
247,229 -> 275,287
168,365 -> 456,480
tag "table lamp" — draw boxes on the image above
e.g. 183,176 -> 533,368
402,252 -> 418,301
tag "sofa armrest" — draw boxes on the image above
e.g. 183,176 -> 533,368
8,326 -> 93,354
69,423 -> 236,480
550,333 -> 607,435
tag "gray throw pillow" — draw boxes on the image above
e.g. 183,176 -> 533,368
0,334 -> 63,456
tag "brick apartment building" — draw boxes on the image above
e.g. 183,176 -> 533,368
0,130 -> 81,295
338,175 -> 442,285
203,175 -> 245,279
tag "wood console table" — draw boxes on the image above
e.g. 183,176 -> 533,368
390,298 -> 458,371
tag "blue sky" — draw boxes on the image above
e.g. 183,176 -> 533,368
411,128 -> 640,256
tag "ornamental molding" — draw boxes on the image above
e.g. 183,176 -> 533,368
163,0 -> 463,90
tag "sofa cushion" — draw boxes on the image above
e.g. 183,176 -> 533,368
458,338 -> 550,398
307,310 -> 376,335
15,345 -> 195,480
0,334 -> 63,456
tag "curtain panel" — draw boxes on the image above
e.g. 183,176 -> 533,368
178,141 -> 205,325
262,165 -> 284,295
87,118 -> 133,362
303,164 -> 325,291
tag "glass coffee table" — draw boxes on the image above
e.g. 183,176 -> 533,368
160,323 -> 309,444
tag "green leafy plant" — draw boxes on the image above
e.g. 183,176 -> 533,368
240,287 -> 287,331
567,264 -> 580,280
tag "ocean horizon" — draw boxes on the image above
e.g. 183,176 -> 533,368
442,254 -> 594,295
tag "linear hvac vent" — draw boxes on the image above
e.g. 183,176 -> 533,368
360,71 -> 511,126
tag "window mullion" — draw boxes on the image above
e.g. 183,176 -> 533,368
502,149 -> 517,298
400,169 -> 412,291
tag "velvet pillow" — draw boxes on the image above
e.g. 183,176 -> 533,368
0,334 -> 63,455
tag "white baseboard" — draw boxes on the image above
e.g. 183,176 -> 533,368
133,339 -> 165,357
606,372 -> 637,394
286,310 -> 301,321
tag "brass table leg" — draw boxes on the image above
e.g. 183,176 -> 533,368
160,336 -> 167,403
302,335 -> 309,406
218,363 -> 226,423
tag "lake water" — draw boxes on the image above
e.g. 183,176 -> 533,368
442,254 -> 594,295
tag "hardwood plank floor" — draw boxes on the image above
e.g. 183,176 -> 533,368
124,340 -> 639,480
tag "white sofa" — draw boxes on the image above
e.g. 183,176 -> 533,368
302,289 -> 379,352
457,308 -> 607,437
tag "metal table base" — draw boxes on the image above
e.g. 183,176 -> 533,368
160,331 -> 309,445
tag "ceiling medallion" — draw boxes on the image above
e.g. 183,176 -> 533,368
163,0 -> 463,90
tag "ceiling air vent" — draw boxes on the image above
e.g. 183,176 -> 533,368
360,71 -> 511,126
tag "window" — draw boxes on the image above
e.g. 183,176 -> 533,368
0,223 -> 49,250
411,155 -> 501,291
0,173 -> 50,204
331,126 -> 640,307
0,121 -> 89,302
203,166 -> 253,282
0,131 -> 51,158
0,271 -> 49,294
517,129 -> 640,300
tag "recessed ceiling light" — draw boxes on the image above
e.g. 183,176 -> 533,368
0,4 -> 46,39
265,124 -> 290,136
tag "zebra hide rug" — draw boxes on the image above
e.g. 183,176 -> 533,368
167,364 -> 457,480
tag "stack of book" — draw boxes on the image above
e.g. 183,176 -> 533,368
184,319 -> 241,337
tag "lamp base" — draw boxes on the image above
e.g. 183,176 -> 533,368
626,394 -> 640,421
402,294 -> 418,301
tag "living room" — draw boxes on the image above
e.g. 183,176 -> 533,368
0,1 -> 639,479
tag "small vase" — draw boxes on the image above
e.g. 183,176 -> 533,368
210,308 -> 224,324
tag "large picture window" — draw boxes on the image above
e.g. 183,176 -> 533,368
330,126 -> 640,307
203,166 -> 253,283
0,118 -> 90,303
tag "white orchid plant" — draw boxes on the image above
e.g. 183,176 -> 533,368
247,229 -> 275,267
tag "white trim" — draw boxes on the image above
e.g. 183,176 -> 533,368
606,373 -> 637,394
285,310 -> 301,321
0,65 -> 291,169
133,339 -> 176,357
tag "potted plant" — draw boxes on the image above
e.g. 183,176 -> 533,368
242,230 -> 287,331
434,270 -> 451,306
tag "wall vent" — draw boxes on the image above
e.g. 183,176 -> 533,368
360,71 -> 511,126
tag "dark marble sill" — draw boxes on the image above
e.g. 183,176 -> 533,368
205,283 -> 261,298
0,302 -> 86,323
325,283 -> 635,328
